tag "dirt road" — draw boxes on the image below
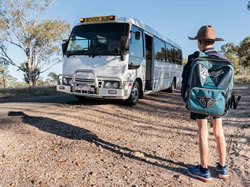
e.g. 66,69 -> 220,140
0,85 -> 249,186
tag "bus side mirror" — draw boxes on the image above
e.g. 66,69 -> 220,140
121,36 -> 129,50
62,39 -> 68,55
135,32 -> 140,40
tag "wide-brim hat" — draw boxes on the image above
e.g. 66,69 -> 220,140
188,25 -> 224,41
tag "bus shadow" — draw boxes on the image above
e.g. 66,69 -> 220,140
66,89 -> 189,120
7,111 -> 193,179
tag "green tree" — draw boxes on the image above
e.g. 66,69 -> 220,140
47,72 -> 58,85
19,61 -> 41,85
221,36 -> 250,74
220,42 -> 241,73
0,64 -> 7,88
0,64 -> 17,88
0,0 -> 70,87
238,36 -> 250,70
248,1 -> 250,10
221,42 -> 238,55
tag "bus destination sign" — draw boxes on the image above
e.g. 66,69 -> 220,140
85,16 -> 110,23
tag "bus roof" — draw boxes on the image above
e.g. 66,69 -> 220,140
79,16 -> 181,50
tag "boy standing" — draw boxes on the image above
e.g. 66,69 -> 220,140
181,25 -> 229,182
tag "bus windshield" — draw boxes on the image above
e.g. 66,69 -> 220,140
66,23 -> 129,57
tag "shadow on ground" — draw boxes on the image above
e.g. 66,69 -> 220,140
7,111 -> 196,180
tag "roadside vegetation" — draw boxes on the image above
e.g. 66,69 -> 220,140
0,86 -> 65,100
234,74 -> 250,84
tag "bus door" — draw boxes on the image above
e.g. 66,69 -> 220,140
145,34 -> 153,90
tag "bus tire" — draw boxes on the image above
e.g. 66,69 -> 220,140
126,81 -> 140,106
167,79 -> 175,93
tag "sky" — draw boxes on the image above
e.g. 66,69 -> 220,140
7,0 -> 250,81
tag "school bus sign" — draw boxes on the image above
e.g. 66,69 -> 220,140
82,16 -> 115,23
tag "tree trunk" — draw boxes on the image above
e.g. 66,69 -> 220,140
2,76 -> 5,89
32,79 -> 37,87
28,69 -> 33,87
31,49 -> 37,87
27,52 -> 34,87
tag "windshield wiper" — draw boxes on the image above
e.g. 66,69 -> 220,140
66,51 -> 76,57
89,44 -> 104,58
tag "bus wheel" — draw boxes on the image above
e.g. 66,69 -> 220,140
167,79 -> 175,93
126,81 -> 140,106
75,95 -> 86,102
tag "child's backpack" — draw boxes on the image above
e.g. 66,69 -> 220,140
184,52 -> 235,117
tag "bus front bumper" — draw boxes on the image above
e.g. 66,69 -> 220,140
56,84 -> 130,100
57,70 -> 132,100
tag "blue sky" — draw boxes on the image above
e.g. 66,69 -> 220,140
8,0 -> 250,81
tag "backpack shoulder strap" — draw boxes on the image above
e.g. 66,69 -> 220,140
197,51 -> 209,58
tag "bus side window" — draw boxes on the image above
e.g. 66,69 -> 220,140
128,26 -> 144,69
166,43 -> 174,63
129,28 -> 143,58
174,48 -> 182,65
154,37 -> 166,62
179,49 -> 183,65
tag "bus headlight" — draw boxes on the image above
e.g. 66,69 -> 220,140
62,77 -> 72,85
104,81 -> 112,88
104,81 -> 121,89
112,82 -> 119,89
63,77 -> 68,85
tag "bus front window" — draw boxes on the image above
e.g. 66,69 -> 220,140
66,23 -> 129,57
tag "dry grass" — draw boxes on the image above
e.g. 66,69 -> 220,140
0,86 -> 65,100
235,74 -> 250,84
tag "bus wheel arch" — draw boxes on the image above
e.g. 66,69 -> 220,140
167,77 -> 176,93
135,78 -> 143,99
173,77 -> 177,88
125,79 -> 141,106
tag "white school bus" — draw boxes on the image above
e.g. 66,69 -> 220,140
57,15 -> 183,105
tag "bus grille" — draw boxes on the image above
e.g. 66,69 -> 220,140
75,78 -> 95,83
75,90 -> 96,94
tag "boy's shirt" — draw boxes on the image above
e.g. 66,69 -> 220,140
181,47 -> 226,100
